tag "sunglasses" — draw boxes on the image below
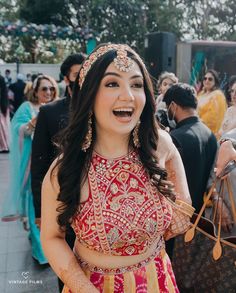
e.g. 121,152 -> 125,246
203,77 -> 213,82
39,86 -> 56,92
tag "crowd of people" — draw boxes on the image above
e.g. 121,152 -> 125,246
0,44 -> 235,292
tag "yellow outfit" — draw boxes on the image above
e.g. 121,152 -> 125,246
197,89 -> 227,136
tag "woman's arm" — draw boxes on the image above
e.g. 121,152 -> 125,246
41,161 -> 98,293
158,129 -> 191,205
22,117 -> 37,136
218,107 -> 236,136
158,130 -> 193,240
215,139 -> 236,177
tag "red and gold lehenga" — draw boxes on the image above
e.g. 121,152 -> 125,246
63,150 -> 188,293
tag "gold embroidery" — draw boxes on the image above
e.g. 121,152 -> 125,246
89,165 -> 112,255
72,151 -> 172,256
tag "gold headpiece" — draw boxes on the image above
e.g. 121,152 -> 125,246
113,48 -> 134,72
78,44 -> 144,88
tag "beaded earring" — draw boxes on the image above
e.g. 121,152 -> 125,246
132,120 -> 141,148
82,113 -> 93,152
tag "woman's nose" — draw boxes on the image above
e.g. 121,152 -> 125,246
118,86 -> 135,101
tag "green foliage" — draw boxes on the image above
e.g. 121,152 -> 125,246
180,0 -> 236,41
91,0 -> 145,43
145,0 -> 185,39
19,0 -> 72,26
211,0 -> 236,40
1,0 -> 236,63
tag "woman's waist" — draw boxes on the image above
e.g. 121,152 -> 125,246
73,237 -> 164,274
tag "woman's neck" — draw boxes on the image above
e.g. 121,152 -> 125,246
204,89 -> 212,94
94,134 -> 131,159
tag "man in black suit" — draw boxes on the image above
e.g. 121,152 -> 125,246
31,53 -> 86,290
163,83 -> 217,212
163,83 -> 217,259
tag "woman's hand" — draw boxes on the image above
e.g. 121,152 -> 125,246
215,140 -> 236,177
158,179 -> 176,201
30,116 -> 37,128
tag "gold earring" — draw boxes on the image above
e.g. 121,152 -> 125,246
82,113 -> 92,152
133,120 -> 141,148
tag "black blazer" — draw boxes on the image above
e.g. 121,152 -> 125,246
31,97 -> 70,217
170,116 -> 217,213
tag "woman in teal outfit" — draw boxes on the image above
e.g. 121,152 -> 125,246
1,74 -> 58,264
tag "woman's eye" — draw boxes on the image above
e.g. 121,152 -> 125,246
105,82 -> 119,87
132,82 -> 144,88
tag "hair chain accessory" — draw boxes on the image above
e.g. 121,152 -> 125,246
78,44 -> 144,88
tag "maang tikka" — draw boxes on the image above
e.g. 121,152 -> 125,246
82,113 -> 93,152
113,48 -> 134,72
133,120 -> 141,148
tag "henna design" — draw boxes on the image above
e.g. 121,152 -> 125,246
59,257 -> 98,293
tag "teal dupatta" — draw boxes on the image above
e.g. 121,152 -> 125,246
1,101 -> 47,264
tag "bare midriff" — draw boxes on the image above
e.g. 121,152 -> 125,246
73,238 -> 162,269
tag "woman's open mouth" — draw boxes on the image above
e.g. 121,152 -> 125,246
112,107 -> 134,118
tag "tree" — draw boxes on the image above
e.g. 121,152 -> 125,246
0,0 -> 20,22
181,0 -> 236,41
212,0 -> 236,40
19,0 -> 73,26
82,0 -> 147,50
19,0 -> 148,53
2,0 -> 236,63
18,0 -> 236,52
145,0 -> 185,39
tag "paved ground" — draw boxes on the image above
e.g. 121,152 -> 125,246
0,153 -> 59,293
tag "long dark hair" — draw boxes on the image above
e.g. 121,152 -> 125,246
54,44 -> 169,229
224,75 -> 236,105
0,76 -> 9,116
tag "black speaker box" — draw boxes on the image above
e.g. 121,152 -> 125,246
144,32 -> 176,79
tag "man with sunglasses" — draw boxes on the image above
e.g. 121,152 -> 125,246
31,53 -> 86,291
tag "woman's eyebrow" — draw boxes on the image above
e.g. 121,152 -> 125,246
103,72 -> 121,78
103,72 -> 143,80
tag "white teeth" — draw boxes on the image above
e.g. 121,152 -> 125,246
113,108 -> 133,112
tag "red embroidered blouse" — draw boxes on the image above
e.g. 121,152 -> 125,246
72,150 -> 173,256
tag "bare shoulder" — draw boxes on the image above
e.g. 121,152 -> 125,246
158,128 -> 173,144
42,157 -> 61,195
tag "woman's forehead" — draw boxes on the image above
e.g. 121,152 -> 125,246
162,78 -> 174,84
104,61 -> 143,77
205,72 -> 213,77
39,79 -> 52,85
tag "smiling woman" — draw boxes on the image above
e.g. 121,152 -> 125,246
93,62 -> 145,142
197,69 -> 227,136
41,44 -> 193,293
